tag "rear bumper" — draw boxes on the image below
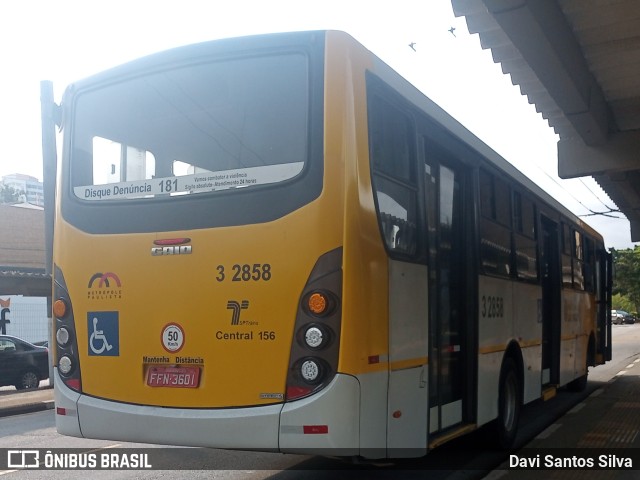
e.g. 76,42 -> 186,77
55,369 -> 360,453
279,374 -> 360,455
55,368 -> 281,449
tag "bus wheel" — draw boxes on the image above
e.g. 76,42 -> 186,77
496,358 -> 521,448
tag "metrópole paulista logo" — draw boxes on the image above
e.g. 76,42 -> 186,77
87,272 -> 123,301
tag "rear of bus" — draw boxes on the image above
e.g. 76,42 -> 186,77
52,31 -> 374,453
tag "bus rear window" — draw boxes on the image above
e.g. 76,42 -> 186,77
71,54 -> 308,201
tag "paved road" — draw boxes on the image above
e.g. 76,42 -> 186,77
0,323 -> 638,479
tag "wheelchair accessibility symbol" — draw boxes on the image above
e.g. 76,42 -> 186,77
87,312 -> 119,356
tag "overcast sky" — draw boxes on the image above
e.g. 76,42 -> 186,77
0,0 -> 636,249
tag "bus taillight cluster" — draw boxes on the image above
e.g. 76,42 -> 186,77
53,267 -> 82,392
285,249 -> 342,401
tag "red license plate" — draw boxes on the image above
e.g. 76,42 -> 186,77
146,366 -> 200,388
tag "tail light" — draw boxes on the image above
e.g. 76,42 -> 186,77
53,266 -> 82,392
285,248 -> 342,401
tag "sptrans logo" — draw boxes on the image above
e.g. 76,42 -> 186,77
227,300 -> 249,325
87,272 -> 123,301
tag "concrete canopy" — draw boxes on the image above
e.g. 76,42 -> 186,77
453,0 -> 640,241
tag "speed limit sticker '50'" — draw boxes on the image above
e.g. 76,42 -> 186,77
161,323 -> 185,353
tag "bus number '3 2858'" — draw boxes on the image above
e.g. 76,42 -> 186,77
481,295 -> 505,319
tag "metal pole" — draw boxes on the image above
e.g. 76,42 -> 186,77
40,80 -> 58,386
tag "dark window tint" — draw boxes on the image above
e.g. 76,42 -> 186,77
513,191 -> 537,282
369,98 -> 415,183
480,169 -> 512,278
479,169 -> 510,227
368,94 -> 418,258
573,230 -> 584,289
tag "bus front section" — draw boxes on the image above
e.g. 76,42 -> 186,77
52,32 -> 359,453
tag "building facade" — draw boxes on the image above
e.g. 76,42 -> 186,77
0,204 -> 49,343
2,173 -> 44,207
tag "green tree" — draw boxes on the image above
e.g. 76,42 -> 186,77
612,293 -> 635,313
0,184 -> 20,204
611,246 -> 640,312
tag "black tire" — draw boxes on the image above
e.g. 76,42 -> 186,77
496,358 -> 521,448
15,370 -> 40,390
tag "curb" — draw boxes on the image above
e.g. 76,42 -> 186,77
0,399 -> 55,419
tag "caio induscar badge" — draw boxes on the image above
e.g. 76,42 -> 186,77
151,238 -> 192,256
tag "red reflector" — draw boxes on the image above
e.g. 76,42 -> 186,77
56,407 -> 67,416
153,238 -> 191,246
286,386 -> 312,400
368,355 -> 380,364
64,378 -> 81,392
303,425 -> 329,434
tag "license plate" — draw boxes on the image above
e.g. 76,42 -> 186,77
146,366 -> 200,388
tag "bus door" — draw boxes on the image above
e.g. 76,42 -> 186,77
540,216 -> 561,385
424,149 -> 466,434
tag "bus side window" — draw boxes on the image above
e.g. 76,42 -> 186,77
513,191 -> 538,282
573,230 -> 585,290
368,91 -> 418,258
561,223 -> 573,287
479,169 -> 512,278
584,236 -> 595,292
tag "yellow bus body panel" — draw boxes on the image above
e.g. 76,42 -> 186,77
323,31 -> 390,375
55,176 -> 343,408
54,30 -> 391,409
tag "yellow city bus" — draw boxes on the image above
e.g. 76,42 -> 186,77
44,30 -> 612,458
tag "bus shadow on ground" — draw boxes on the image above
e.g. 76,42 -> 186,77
265,380 -> 609,480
